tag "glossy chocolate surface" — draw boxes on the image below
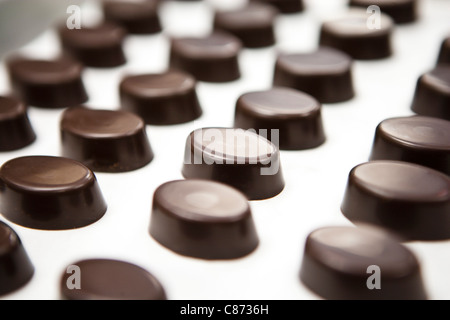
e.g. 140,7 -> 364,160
7,57 -> 88,108
182,127 -> 285,200
61,106 -> 154,172
0,96 -> 35,151
0,156 -> 107,230
319,9 -> 394,60
58,22 -> 126,68
120,71 -> 202,125
213,4 -> 277,48
349,0 -> 418,24
60,259 -> 166,300
369,116 -> 450,175
341,161 -> 450,241
169,32 -> 242,83
411,66 -> 450,121
234,87 -> 326,150
300,226 -> 428,299
0,221 -> 34,296
437,37 -> 450,65
149,179 -> 259,259
273,47 -> 354,103
102,0 -> 162,34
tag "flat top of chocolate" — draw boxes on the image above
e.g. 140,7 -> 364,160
238,87 -> 319,116
61,106 -> 145,138
171,32 -> 242,59
120,71 -> 196,97
7,58 -> 83,84
308,226 -> 418,276
0,156 -> 93,193
59,23 -> 126,48
0,221 -> 18,255
103,0 -> 159,18
156,180 -> 249,221
277,47 -> 352,75
61,259 -> 166,300
352,161 -> 450,201
422,66 -> 450,93
214,3 -> 278,29
322,9 -> 393,36
379,116 -> 450,150
190,128 -> 276,163
0,96 -> 26,120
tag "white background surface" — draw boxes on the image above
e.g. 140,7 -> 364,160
0,0 -> 449,300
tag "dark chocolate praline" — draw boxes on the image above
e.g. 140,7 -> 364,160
273,47 -> 355,103
341,161 -> 450,241
0,96 -> 36,151
60,259 -> 167,300
170,32 -> 242,83
182,127 -> 285,200
234,87 -> 326,150
300,225 -> 428,300
319,9 -> 394,60
60,106 -> 154,172
0,221 -> 34,296
7,57 -> 88,108
369,116 -> 450,175
149,179 -> 259,259
0,156 -> 107,230
119,70 -> 202,125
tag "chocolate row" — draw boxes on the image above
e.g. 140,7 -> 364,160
2,115 -> 448,233
1,219 -> 431,300
47,0 -> 425,81
299,225 -> 428,300
5,46 -> 448,134
2,218 -> 433,299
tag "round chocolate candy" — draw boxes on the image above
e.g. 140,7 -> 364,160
60,259 -> 166,300
0,96 -> 36,151
299,225 -> 428,300
182,127 -> 285,200
437,37 -> 450,65
60,106 -> 154,172
213,4 -> 278,48
169,32 -> 242,83
119,71 -> 202,125
149,179 -> 259,259
0,221 -> 34,296
102,0 -> 162,35
250,0 -> 303,14
7,57 -> 88,108
341,161 -> 450,241
58,22 -> 126,68
273,47 -> 355,103
411,66 -> 450,121
369,116 -> 450,175
349,0 -> 418,24
234,88 -> 326,150
319,9 -> 394,60
0,156 -> 107,230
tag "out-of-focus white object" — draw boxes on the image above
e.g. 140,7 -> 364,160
0,0 -> 84,57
